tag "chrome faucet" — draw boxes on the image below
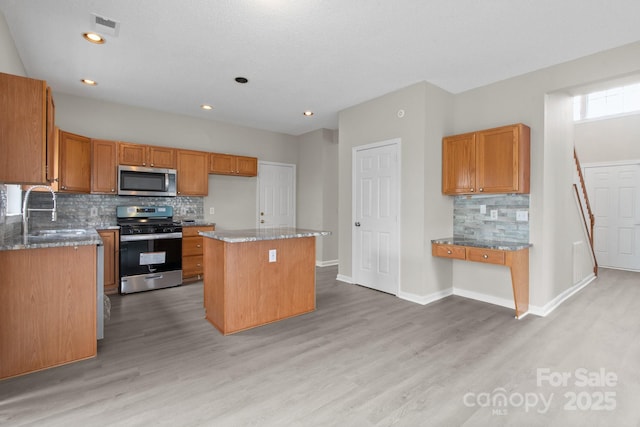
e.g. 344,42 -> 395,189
22,185 -> 57,236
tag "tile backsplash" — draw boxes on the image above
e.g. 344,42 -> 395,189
1,186 -> 203,232
453,194 -> 529,243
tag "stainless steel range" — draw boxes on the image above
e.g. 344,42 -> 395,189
117,205 -> 182,294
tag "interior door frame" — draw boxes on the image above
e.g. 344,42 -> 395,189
352,138 -> 401,294
256,161 -> 297,229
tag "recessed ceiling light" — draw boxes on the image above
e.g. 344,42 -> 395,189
234,77 -> 249,84
201,104 -> 213,110
81,79 -> 98,86
303,111 -> 314,116
82,32 -> 105,44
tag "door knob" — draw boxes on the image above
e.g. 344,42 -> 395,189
355,222 -> 361,227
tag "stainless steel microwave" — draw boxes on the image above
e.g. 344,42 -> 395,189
118,165 -> 177,197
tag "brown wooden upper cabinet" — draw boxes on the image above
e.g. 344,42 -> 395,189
0,72 -> 55,184
442,123 -> 530,195
118,142 -> 176,169
57,130 -> 92,193
177,149 -> 209,196
209,153 -> 258,177
91,139 -> 118,194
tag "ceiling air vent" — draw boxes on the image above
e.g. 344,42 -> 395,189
90,13 -> 120,37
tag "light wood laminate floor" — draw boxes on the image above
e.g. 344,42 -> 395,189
1,267 -> 639,426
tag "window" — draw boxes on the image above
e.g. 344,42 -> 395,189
6,184 -> 22,216
574,82 -> 640,121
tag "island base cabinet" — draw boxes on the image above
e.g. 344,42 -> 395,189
0,245 -> 97,380
203,237 -> 316,335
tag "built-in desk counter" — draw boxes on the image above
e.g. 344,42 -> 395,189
200,228 -> 329,334
431,238 -> 532,319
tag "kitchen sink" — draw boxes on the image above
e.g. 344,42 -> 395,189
28,229 -> 89,239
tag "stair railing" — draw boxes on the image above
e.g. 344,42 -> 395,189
573,148 -> 597,275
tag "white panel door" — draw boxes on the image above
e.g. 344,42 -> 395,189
258,162 -> 296,229
585,164 -> 640,271
353,140 -> 400,295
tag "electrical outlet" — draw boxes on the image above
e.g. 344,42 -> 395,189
209,207 -> 215,215
90,207 -> 98,217
516,211 -> 529,222
269,249 -> 277,263
490,210 -> 498,220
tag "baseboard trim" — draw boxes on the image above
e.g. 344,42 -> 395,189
316,259 -> 338,267
336,274 -> 354,284
398,288 -> 453,306
529,273 -> 596,317
453,288 -> 516,310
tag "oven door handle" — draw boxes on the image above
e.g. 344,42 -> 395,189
120,232 -> 183,242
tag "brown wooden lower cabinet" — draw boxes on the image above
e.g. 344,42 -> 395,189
432,242 -> 530,318
0,245 -> 97,379
182,225 -> 215,282
98,229 -> 119,295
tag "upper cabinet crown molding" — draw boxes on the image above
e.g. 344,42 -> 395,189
442,123 -> 530,195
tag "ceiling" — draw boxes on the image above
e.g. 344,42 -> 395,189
2,0 -> 640,136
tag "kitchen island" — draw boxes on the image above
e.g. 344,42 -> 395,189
200,228 -> 329,335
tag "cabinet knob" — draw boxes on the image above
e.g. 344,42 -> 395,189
483,254 -> 489,259
150,163 -> 154,167
260,220 -> 265,224
479,188 -> 484,192
196,244 -> 201,248
143,162 -> 146,166
447,250 -> 452,254
196,263 -> 201,267
111,188 -> 115,192
470,188 -> 474,192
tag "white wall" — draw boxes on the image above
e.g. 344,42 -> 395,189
451,42 -> 640,311
575,113 -> 640,164
0,11 -> 25,76
52,92 -> 300,231
338,82 -> 454,297
338,42 -> 640,313
297,129 -> 339,264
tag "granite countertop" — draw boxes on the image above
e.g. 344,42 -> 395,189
0,228 -> 103,251
201,227 -> 330,243
179,220 -> 216,227
431,237 -> 532,251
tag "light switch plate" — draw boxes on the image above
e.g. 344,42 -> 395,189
516,211 -> 529,222
90,207 -> 98,217
209,207 -> 215,215
490,210 -> 498,220
269,249 -> 277,262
